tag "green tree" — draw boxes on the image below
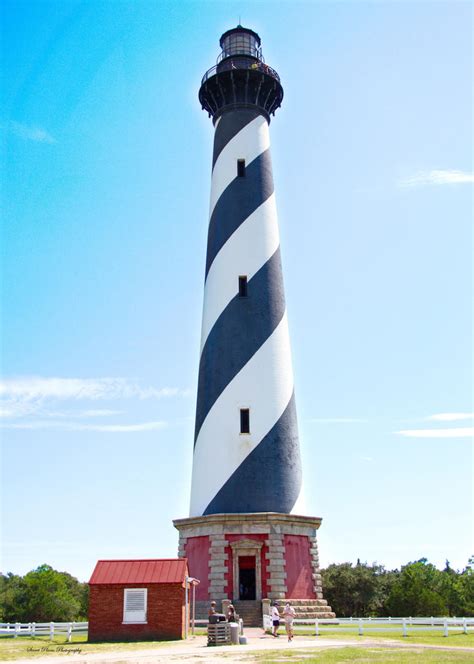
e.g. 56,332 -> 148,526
322,561 -> 395,617
61,571 -> 89,619
0,564 -> 89,622
0,573 -> 29,622
386,559 -> 448,616
321,557 -> 474,617
22,564 -> 80,621
454,557 -> 474,615
437,560 -> 464,615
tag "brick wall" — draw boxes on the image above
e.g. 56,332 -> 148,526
88,583 -> 185,642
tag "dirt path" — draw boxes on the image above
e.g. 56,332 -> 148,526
6,633 -> 351,664
9,630 -> 474,664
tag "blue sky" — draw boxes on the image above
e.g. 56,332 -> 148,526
1,0 -> 472,582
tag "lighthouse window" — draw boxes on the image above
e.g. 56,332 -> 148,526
237,159 -> 246,177
238,276 -> 248,297
222,33 -> 260,59
240,408 -> 250,434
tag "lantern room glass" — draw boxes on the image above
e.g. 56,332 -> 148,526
221,32 -> 260,59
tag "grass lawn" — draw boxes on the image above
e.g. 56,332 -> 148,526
257,647 -> 474,663
0,629 -> 472,662
292,627 -> 474,647
0,634 -> 176,661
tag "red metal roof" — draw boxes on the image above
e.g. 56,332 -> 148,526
89,559 -> 188,585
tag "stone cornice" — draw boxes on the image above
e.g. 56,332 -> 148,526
230,538 -> 264,551
173,512 -> 322,530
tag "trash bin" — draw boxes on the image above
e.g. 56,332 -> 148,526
230,622 -> 239,645
208,613 -> 226,624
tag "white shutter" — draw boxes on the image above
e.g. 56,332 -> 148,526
123,588 -> 147,623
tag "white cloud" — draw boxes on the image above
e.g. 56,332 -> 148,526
4,540 -> 78,548
40,408 -> 124,419
396,427 -> 473,439
78,421 -> 167,433
307,417 -> 369,424
5,121 -> 56,144
398,169 -> 474,188
2,420 -> 168,433
0,376 -> 183,401
425,413 -> 473,422
0,401 -> 39,418
78,409 -> 124,417
0,376 -> 189,419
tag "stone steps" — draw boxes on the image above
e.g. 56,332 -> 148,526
295,611 -> 336,619
233,600 -> 262,627
285,598 -> 336,620
194,598 -> 336,625
285,600 -> 331,607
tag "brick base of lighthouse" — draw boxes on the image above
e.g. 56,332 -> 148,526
173,513 -> 335,624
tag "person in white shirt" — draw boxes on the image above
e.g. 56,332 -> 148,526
271,603 -> 280,637
283,602 -> 296,641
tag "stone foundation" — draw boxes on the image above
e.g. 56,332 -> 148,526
173,512 -> 332,608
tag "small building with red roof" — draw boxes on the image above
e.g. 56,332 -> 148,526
88,559 -> 189,641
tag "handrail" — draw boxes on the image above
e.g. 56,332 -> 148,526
201,60 -> 280,85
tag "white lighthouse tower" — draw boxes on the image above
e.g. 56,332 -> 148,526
190,26 -> 301,516
174,26 -> 334,624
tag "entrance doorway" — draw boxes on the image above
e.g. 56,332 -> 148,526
231,539 -> 263,601
239,556 -> 256,600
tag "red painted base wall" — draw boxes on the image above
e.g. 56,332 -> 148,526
88,584 -> 185,641
184,536 -> 209,601
284,535 -> 316,599
182,532 -> 316,600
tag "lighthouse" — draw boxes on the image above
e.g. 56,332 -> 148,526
191,26 -> 301,518
174,26 -> 334,623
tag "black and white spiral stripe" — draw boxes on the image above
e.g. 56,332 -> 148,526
190,109 -> 302,517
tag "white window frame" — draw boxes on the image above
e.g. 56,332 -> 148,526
122,588 -> 148,624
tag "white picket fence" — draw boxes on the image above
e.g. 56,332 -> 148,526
0,622 -> 88,642
202,615 -> 473,638
2,616 -> 473,641
291,616 -> 474,637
